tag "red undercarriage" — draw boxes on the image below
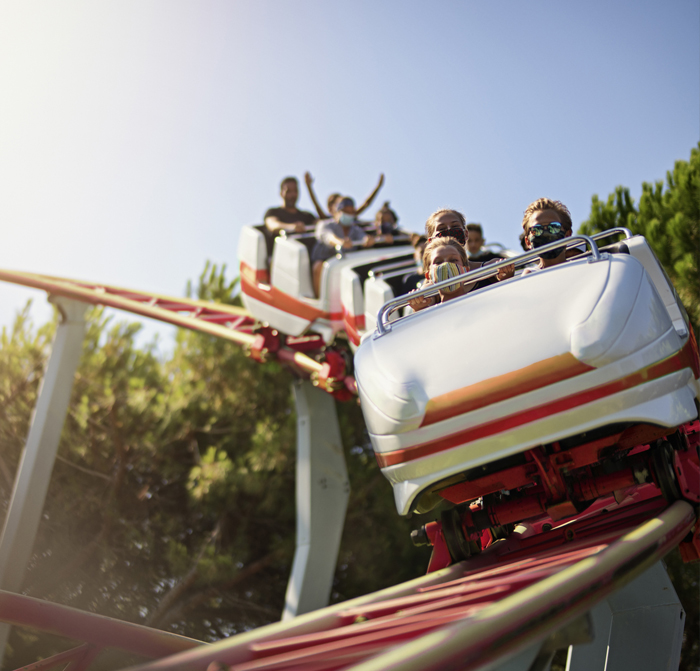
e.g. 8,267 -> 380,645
416,420 -> 700,572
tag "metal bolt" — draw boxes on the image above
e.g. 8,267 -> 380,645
411,527 -> 429,547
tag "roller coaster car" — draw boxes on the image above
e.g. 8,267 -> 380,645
353,230 -> 700,563
239,224 -> 415,345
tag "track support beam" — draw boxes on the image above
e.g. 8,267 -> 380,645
566,561 -> 684,671
0,297 -> 87,659
283,379 -> 350,620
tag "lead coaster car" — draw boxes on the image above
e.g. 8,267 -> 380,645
353,230 -> 700,566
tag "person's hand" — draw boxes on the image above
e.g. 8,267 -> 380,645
496,263 -> 515,281
382,234 -> 394,245
407,281 -> 436,311
377,173 -> 385,187
294,222 -> 307,234
342,237 -> 354,249
304,172 -> 313,187
363,236 -> 375,248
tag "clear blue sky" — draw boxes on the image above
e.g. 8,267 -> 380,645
0,0 -> 698,348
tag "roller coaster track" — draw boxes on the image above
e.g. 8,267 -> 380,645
0,269 -> 697,670
0,496 -> 695,671
0,269 -> 355,396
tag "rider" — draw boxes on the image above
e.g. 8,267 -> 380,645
311,197 -> 375,296
263,177 -> 317,237
374,202 -> 400,237
420,238 -> 471,303
409,209 -> 513,311
466,223 -> 506,262
304,172 -> 385,220
521,198 -> 573,272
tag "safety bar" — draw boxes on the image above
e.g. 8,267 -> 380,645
375,234 -> 601,336
369,267 -> 417,282
368,258 -> 417,279
565,228 -> 634,253
279,230 -> 316,240
333,234 -> 412,257
591,226 -> 634,242
480,242 -> 520,258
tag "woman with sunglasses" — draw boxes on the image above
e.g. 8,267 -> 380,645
521,198 -> 574,273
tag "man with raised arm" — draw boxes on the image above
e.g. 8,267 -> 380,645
304,172 -> 385,220
264,176 -> 317,237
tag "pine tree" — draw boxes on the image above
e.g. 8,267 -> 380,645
0,266 -> 427,667
579,143 -> 700,334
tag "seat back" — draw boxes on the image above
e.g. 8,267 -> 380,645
270,236 -> 315,299
239,225 -> 270,284
364,278 -> 396,334
340,268 -> 365,345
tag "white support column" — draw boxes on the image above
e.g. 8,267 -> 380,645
282,379 -> 350,620
0,297 -> 87,656
566,561 -> 685,671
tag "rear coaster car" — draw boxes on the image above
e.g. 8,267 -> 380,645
354,230 -> 700,529
239,224 -> 414,344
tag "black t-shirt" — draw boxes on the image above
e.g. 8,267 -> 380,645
263,207 -> 316,227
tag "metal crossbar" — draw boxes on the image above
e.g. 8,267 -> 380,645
375,234 -> 601,335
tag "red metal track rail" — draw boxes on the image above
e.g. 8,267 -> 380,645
0,269 -> 355,397
0,496 -> 678,671
0,591 -> 202,663
119,497 -> 692,671
1,270 -> 697,670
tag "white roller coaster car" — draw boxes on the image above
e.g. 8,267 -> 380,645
353,229 -> 700,530
239,223 -> 419,346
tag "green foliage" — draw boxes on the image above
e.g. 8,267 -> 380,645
579,143 -> 700,333
0,304 -> 55,493
1,264 -> 426,668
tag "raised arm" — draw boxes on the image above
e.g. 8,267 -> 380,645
356,173 -> 385,216
304,172 -> 329,220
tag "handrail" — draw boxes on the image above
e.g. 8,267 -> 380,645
333,234 -> 412,258
280,230 -> 316,240
369,266 -> 417,282
367,258 -> 417,279
565,228 -> 634,252
375,234 -> 601,336
591,226 -> 634,242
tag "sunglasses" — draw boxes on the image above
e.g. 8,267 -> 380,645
432,226 -> 466,240
528,222 -> 563,237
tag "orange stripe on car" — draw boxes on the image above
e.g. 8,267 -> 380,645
240,261 -> 341,322
376,339 -> 698,469
421,353 -> 595,427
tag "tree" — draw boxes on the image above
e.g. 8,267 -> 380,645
0,265 -> 427,668
579,143 -> 700,334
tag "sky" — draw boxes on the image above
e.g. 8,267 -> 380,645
0,0 -> 698,351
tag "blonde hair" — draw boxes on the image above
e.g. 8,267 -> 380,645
425,208 -> 466,238
422,237 -> 467,272
521,198 -> 572,232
